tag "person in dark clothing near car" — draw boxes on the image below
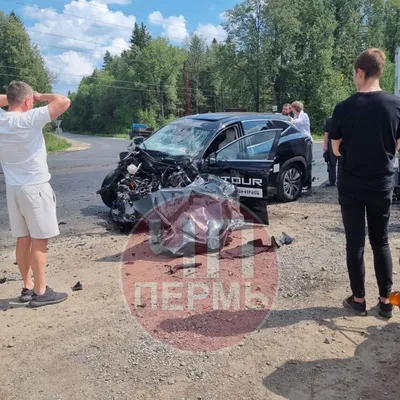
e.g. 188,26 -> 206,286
330,48 -> 400,319
323,116 -> 339,187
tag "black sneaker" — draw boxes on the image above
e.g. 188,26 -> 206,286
343,295 -> 367,316
29,286 -> 68,308
378,299 -> 393,319
19,288 -> 34,303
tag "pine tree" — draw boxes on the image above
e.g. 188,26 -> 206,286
129,22 -> 151,52
103,51 -> 113,69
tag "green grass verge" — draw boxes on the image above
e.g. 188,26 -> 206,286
72,131 -> 129,139
44,132 -> 71,153
312,133 -> 324,141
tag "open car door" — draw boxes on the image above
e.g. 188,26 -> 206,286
203,128 -> 282,224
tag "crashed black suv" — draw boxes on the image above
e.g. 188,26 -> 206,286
98,113 -> 313,224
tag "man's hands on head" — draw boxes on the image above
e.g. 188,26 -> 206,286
0,94 -> 8,108
33,92 -> 43,103
33,91 -> 71,120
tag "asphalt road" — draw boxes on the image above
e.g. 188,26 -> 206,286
0,133 -> 326,248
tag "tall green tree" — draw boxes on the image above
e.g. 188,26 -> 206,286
0,11 -> 53,92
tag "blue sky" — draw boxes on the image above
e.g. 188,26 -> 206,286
2,0 -> 237,93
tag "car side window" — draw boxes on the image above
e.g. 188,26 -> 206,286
203,124 -> 240,158
242,120 -> 275,135
217,130 -> 280,161
271,120 -> 290,132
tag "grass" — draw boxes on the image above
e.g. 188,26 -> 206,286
44,132 -> 71,153
312,133 -> 324,141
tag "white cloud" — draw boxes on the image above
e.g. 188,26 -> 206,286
148,11 -> 188,42
195,23 -> 228,43
97,0 -> 131,4
148,11 -> 227,44
22,1 -> 135,83
219,11 -> 227,21
44,51 -> 95,84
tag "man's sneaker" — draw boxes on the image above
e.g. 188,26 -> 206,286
19,288 -> 34,303
29,286 -> 68,308
378,299 -> 393,319
343,295 -> 367,316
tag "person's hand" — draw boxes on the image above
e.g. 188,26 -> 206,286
323,145 -> 328,152
33,92 -> 43,103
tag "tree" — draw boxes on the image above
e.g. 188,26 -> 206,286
0,11 -> 52,92
129,22 -> 151,52
384,0 -> 400,62
185,35 -> 207,114
102,51 -> 113,70
222,0 -> 271,112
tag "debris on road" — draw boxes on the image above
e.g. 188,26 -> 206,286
165,263 -> 202,275
147,175 -> 244,257
0,276 -> 22,284
279,232 -> 294,246
72,281 -> 83,291
219,238 -> 278,260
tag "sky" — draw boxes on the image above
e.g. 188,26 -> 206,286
2,0 -> 237,94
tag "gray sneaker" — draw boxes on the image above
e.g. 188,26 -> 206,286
20,288 -> 34,303
29,286 -> 68,308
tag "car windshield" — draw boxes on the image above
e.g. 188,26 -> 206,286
140,122 -> 212,157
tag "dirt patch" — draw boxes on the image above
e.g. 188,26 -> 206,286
1,187 -> 399,400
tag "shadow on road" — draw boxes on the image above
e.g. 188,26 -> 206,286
262,322 -> 400,400
0,296 -> 28,311
157,307 -> 352,338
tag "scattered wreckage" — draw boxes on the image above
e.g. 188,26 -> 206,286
97,143 -> 293,257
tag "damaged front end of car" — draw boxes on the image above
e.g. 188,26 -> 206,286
98,146 -> 200,225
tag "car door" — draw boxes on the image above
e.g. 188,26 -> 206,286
204,128 -> 282,200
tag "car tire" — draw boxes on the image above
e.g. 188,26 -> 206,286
276,163 -> 304,202
100,169 -> 123,208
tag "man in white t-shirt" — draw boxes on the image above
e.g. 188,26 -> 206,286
0,81 -> 71,308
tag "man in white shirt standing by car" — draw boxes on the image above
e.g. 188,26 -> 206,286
0,81 -> 71,308
291,101 -> 312,141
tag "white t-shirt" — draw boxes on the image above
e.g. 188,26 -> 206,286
0,106 -> 51,186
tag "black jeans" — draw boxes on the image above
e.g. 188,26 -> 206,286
339,190 -> 393,298
328,141 -> 339,185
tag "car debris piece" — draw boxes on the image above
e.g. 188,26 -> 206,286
72,281 -> 83,291
219,238 -> 278,260
165,263 -> 202,275
279,232 -> 294,246
147,175 -> 244,257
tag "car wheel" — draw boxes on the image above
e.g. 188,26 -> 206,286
276,164 -> 304,202
100,169 -> 123,208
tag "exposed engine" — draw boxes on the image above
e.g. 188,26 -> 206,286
100,146 -> 200,224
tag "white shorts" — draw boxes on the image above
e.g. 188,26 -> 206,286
6,182 -> 60,239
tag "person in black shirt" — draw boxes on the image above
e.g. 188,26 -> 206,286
330,48 -> 400,319
323,116 -> 339,186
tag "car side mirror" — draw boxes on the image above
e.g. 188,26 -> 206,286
133,136 -> 145,146
207,152 -> 217,165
